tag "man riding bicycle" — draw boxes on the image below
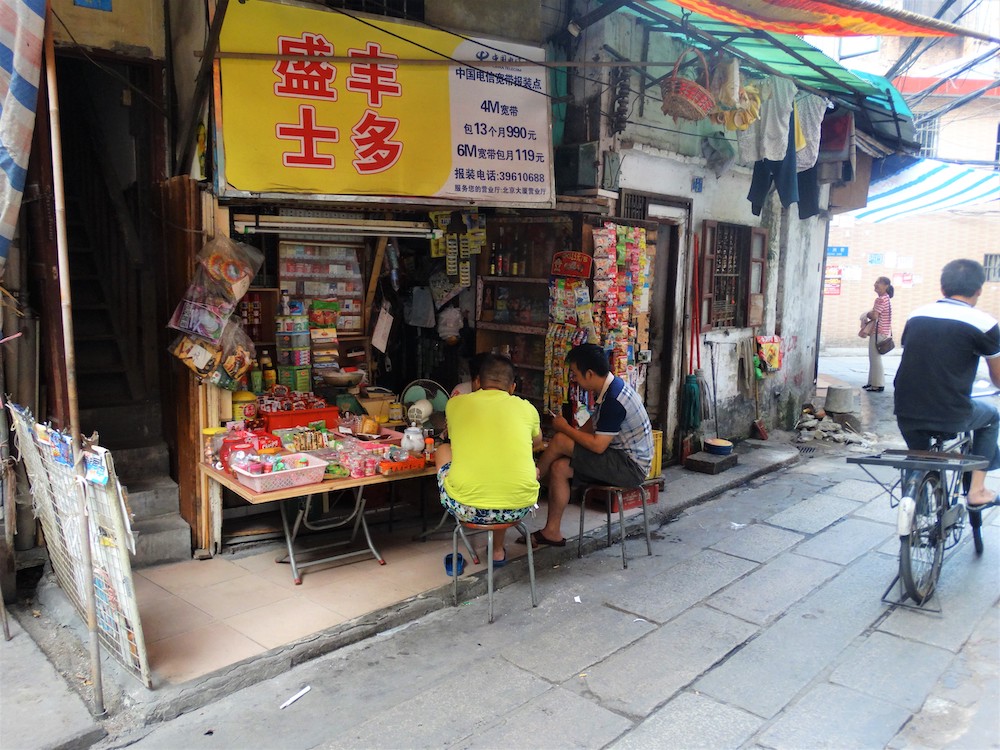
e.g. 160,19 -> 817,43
894,259 -> 1000,510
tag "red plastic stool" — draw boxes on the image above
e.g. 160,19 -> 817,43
578,482 -> 654,569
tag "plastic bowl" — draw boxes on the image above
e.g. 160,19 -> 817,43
704,438 -> 734,456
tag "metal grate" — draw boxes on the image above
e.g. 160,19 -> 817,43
320,0 -> 424,20
797,445 -> 817,455
8,405 -> 151,687
711,223 -> 744,328
619,190 -> 649,220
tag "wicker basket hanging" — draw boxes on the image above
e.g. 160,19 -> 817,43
660,47 -> 715,121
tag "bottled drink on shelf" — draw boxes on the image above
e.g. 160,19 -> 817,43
497,248 -> 505,276
511,243 -> 520,276
489,243 -> 497,275
260,349 -> 277,390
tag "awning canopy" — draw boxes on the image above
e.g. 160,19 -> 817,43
627,0 -> 882,98
646,0 -> 999,43
623,1 -> 917,151
847,157 -> 1000,223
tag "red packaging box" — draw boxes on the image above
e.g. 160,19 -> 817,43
262,406 -> 340,432
585,482 -> 659,513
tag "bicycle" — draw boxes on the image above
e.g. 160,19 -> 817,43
848,431 -> 990,607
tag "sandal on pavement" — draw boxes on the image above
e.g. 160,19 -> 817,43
490,550 -> 508,568
516,530 -> 566,548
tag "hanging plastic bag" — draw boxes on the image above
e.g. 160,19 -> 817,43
204,319 -> 256,390
167,237 -> 263,343
710,55 -> 741,109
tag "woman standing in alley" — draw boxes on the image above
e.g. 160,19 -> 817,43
862,276 -> 894,392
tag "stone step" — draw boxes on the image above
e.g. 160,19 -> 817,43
123,475 -> 179,520
107,443 -> 170,480
79,402 -> 162,450
131,515 -> 192,569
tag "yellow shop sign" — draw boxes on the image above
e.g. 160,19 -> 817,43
218,0 -> 553,204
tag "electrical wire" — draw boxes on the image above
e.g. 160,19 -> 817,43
50,8 -> 167,116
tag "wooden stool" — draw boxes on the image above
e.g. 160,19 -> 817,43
452,518 -> 537,623
578,482 -> 654,569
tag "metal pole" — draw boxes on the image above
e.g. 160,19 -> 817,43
43,1 -> 104,716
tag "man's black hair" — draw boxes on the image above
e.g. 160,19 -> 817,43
941,259 -> 986,298
476,353 -> 515,388
566,343 -> 610,377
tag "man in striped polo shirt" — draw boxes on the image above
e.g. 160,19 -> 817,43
524,344 -> 653,548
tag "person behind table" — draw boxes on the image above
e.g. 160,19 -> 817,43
526,343 -> 653,548
894,259 -> 1000,509
436,354 -> 542,565
861,275 -> 894,392
450,352 -> 487,398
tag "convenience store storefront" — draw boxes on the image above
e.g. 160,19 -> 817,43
168,0 -> 674,554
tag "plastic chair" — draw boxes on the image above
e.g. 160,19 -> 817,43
452,518 -> 537,623
578,482 -> 654,569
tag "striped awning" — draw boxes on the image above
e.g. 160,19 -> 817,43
0,0 -> 45,279
848,158 -> 1000,224
654,0 -> 999,42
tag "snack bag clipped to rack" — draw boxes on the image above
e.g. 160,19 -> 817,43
168,237 -> 264,343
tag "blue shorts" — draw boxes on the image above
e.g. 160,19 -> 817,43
437,463 -> 535,524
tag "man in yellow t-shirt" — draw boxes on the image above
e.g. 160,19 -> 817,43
435,354 -> 542,566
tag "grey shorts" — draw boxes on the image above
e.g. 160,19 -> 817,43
570,444 -> 646,488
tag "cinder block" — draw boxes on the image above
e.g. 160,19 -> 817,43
684,451 -> 738,475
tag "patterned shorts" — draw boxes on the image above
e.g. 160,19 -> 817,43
437,463 -> 535,524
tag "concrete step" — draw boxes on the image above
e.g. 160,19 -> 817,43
132,514 -> 192,569
123,475 -> 179,519
105,443 -> 170,480
79,402 -> 162,449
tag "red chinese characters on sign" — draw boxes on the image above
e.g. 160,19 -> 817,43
550,251 -> 593,279
273,33 -> 338,100
270,35 -> 403,174
276,105 -> 339,168
346,42 -> 401,107
351,110 -> 402,174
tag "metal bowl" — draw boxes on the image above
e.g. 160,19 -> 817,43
319,370 -> 365,387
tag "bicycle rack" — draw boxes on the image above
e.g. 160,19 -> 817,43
848,449 -> 990,614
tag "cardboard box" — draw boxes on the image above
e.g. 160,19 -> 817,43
585,482 -> 660,513
277,365 -> 311,392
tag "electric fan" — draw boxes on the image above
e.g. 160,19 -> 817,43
400,379 -> 450,436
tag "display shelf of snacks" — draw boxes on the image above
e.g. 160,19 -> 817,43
278,241 -> 364,335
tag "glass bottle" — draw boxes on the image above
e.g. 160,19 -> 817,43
260,349 -> 277,390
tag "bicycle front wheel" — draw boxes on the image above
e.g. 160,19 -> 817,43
899,472 -> 945,604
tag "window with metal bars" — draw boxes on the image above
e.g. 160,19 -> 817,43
700,221 -> 767,330
985,254 -> 1000,283
915,117 -> 939,157
619,190 -> 649,220
320,0 -> 424,21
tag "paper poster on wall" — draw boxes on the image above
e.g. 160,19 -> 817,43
883,252 -> 898,268
897,256 -> 914,269
842,265 -> 863,281
867,253 -> 883,265
893,272 -> 913,288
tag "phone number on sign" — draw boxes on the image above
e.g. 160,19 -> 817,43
498,172 -> 546,182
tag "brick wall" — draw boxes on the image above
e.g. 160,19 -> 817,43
821,211 -> 1000,349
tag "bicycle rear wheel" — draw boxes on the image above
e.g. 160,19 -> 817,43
899,472 -> 945,604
